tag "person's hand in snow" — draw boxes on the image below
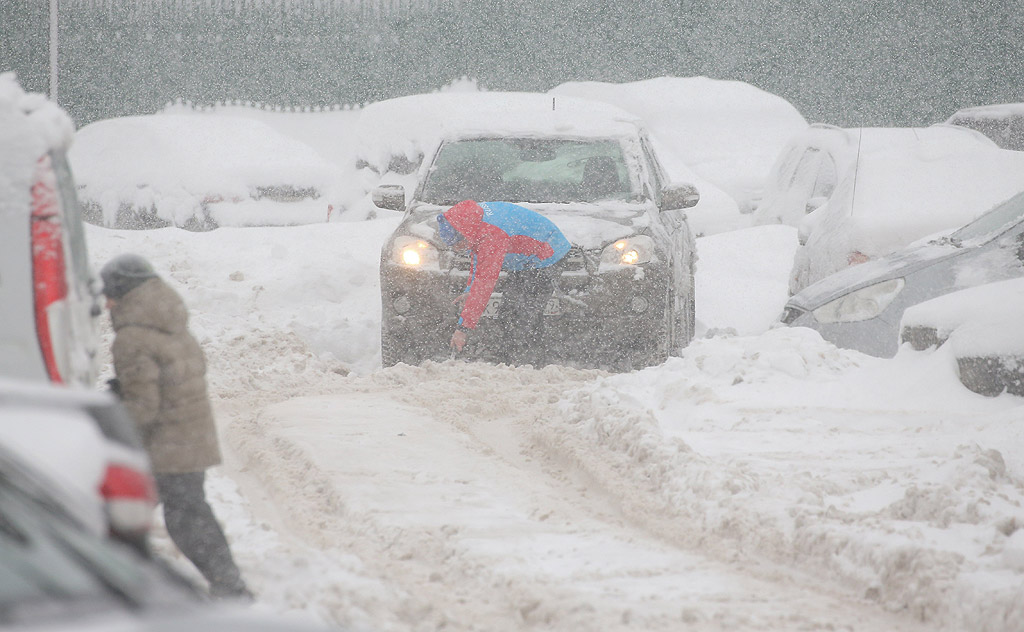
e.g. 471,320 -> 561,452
450,328 -> 468,353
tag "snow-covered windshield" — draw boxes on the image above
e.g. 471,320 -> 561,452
418,137 -> 637,206
950,189 -> 1024,243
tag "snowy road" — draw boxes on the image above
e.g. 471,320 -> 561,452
216,361 -> 932,632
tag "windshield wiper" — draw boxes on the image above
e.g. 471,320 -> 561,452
932,235 -> 963,247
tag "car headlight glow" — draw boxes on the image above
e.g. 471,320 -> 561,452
812,278 -> 905,324
392,235 -> 439,270
599,236 -> 656,271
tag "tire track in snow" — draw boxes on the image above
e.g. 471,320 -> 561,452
221,358 -> 931,632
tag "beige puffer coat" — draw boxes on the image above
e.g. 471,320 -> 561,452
110,277 -> 221,474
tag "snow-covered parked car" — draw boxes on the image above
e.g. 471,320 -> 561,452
69,114 -> 339,230
550,76 -> 809,224
754,125 -> 1005,232
900,277 -> 1024,396
0,72 -> 103,387
780,125 -> 1024,295
781,189 -> 1024,357
376,92 -> 699,369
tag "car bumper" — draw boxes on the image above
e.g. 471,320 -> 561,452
782,305 -> 902,358
380,263 -> 670,366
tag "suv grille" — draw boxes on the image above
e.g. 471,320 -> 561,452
448,245 -> 591,275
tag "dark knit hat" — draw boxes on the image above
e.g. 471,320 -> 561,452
100,253 -> 158,299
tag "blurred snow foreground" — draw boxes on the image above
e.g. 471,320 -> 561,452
86,210 -> 1024,631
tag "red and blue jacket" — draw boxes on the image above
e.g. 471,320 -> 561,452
442,200 -> 571,330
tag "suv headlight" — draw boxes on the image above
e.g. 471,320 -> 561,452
391,235 -> 440,270
812,278 -> 905,323
599,236 -> 656,272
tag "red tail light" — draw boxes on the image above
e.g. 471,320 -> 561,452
100,464 -> 158,536
30,155 -> 69,383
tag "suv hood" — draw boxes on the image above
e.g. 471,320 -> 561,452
403,200 -> 654,250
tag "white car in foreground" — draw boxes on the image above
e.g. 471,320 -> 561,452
900,276 -> 1024,396
0,379 -> 157,551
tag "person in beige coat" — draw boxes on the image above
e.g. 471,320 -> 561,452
101,253 -> 251,600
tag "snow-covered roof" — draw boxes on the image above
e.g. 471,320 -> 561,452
947,102 -> 1024,121
0,74 -> 77,223
550,77 -> 807,178
0,72 -> 75,155
822,138 -> 1024,257
550,77 -> 808,210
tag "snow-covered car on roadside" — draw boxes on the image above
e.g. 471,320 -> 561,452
0,378 -> 157,552
900,277 -> 1024,396
946,102 -> 1024,151
69,114 -> 338,230
780,125 -> 1024,295
376,92 -> 699,369
754,124 -> 1003,232
550,76 -> 809,221
780,189 -> 1024,357
0,73 -> 103,387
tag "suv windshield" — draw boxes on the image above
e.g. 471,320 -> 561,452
419,138 -> 635,205
951,189 -> 1024,243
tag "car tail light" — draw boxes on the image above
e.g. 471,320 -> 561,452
100,463 -> 158,536
30,155 -> 69,383
847,251 -> 870,266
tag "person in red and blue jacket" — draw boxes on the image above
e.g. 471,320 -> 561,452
438,200 -> 571,358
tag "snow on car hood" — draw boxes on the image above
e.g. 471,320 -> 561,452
901,276 -> 1024,356
403,201 -> 653,250
788,241 -> 962,310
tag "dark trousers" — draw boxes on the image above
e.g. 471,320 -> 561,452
496,267 -> 555,363
155,471 -> 247,596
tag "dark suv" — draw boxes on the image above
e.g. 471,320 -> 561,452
375,93 -> 699,369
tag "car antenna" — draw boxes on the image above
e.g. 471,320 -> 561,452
850,128 -> 863,216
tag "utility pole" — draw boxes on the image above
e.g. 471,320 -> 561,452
49,0 -> 58,102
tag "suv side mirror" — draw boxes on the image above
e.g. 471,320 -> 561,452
660,183 -> 700,212
372,184 -> 406,212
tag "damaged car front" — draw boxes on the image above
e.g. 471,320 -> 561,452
378,127 -> 698,369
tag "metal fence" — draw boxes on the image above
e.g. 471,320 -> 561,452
3,0 -> 1021,128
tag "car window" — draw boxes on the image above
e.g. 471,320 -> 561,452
419,138 -> 635,205
49,151 -> 92,290
637,135 -> 663,203
951,190 -> 1024,243
790,147 -> 823,190
771,146 -> 803,189
811,154 -> 838,199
